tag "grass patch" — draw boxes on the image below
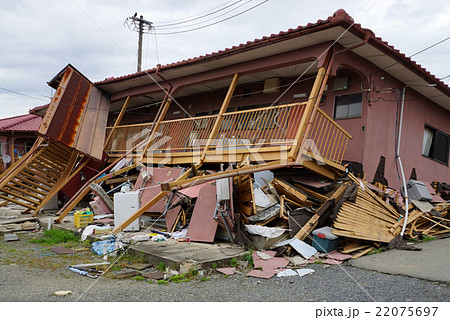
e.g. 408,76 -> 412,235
132,276 -> 146,281
157,280 -> 168,285
367,247 -> 383,255
30,229 -> 79,245
116,251 -> 147,264
229,257 -> 237,268
200,277 -> 210,282
155,262 -> 166,272
421,235 -> 436,242
172,278 -> 190,283
242,250 -> 254,268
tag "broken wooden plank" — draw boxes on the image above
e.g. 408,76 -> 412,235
185,183 -> 218,243
351,246 -> 375,259
272,178 -> 309,205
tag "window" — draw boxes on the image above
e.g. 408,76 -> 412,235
422,125 -> 449,165
333,92 -> 362,120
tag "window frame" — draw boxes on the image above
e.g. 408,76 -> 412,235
333,92 -> 363,120
422,124 -> 449,166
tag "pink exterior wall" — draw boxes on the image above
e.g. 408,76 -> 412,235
323,51 -> 450,188
115,45 -> 449,187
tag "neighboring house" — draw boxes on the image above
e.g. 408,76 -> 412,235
0,113 -> 42,171
95,9 -> 449,188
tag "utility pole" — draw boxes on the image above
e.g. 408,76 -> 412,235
125,13 -> 153,72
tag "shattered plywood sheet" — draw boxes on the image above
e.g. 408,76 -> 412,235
252,250 -> 289,272
113,271 -> 140,279
186,183 -> 218,243
133,167 -> 184,213
246,270 -> 276,279
38,65 -> 109,160
142,272 -> 164,280
216,267 -> 236,275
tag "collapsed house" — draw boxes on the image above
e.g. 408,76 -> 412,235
0,10 -> 449,257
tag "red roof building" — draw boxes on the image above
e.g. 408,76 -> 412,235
97,9 -> 449,187
0,113 -> 42,170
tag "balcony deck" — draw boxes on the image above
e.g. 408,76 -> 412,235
104,102 -> 352,178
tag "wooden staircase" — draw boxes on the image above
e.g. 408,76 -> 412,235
0,141 -> 78,215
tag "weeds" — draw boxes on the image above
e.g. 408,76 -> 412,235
156,262 -> 166,272
132,276 -> 146,281
367,247 -> 383,255
157,280 -> 168,285
229,257 -> 237,268
242,250 -> 254,268
30,229 -> 79,245
421,236 -> 436,242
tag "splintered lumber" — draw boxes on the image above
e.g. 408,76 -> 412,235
233,157 -> 257,218
293,184 -> 346,241
341,240 -> 371,254
272,178 -> 312,206
104,175 -> 138,185
293,199 -> 333,241
351,246 -> 375,259
332,179 -> 401,243
389,210 -> 423,235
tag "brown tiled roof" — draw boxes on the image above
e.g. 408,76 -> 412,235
95,9 -> 449,94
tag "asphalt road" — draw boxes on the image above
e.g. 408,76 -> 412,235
0,260 -> 448,302
1,231 -> 449,304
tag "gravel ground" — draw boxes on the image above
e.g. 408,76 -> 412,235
0,233 -> 449,302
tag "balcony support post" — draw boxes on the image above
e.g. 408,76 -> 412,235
200,73 -> 240,162
288,48 -> 334,163
104,96 -> 131,149
140,94 -> 173,162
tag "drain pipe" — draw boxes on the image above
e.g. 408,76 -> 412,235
397,86 -> 409,237
397,83 -> 437,236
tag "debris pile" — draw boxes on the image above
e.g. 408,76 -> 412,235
56,160 -> 449,265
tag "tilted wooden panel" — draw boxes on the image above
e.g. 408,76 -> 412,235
38,65 -> 109,160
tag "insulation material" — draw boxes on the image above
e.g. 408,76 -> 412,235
38,65 -> 109,160
244,225 -> 287,239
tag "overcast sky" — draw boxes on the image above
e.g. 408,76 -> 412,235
0,0 -> 449,119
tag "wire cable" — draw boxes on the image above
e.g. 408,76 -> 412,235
153,0 -> 239,25
0,86 -> 50,102
153,0 -> 253,31
153,0 -> 243,27
152,1 -> 268,35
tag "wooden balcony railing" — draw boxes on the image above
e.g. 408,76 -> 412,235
104,103 -> 352,168
305,108 -> 352,166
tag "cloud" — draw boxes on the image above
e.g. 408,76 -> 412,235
0,0 -> 449,119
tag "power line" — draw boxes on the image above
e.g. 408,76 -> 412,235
152,1 -> 268,35
153,0 -> 253,31
153,0 -> 239,25
383,35 -> 450,71
0,86 -> 49,102
410,35 -> 450,58
153,0 -> 243,27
